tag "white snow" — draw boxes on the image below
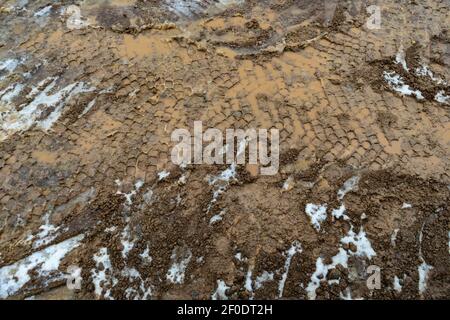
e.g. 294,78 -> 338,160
332,204 -> 349,221
116,179 -> 144,205
278,241 -> 302,298
254,271 -> 274,290
207,163 -> 237,213
134,180 -> 144,190
393,276 -> 402,293
282,176 -> 294,191
1,78 -> 95,141
139,245 -> 152,263
390,228 -> 400,247
178,174 -> 187,185
104,226 -> 117,233
415,65 -> 446,85
208,163 -> 237,185
234,252 -> 246,262
209,209 -> 227,225
211,280 -> 230,300
158,170 -> 170,181
0,83 -> 24,103
395,46 -> 409,71
383,71 -> 424,100
34,5 -> 52,17
435,90 -> 449,104
120,223 -> 135,259
337,176 -> 360,200
80,98 -> 96,117
0,234 -> 84,299
340,226 -> 376,259
209,214 -> 223,224
402,203 -> 412,209
305,204 -> 327,231
164,0 -> 243,17
417,222 -> 433,295
91,247 -> 118,300
306,248 -> 348,300
64,5 -> 90,29
166,249 -> 192,284
0,59 -> 19,72
121,267 -> 152,300
32,212 -> 60,249
140,189 -> 153,207
0,58 -> 20,80
245,269 -> 254,296
418,261 -> 433,295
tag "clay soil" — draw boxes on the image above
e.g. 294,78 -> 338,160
0,0 -> 449,300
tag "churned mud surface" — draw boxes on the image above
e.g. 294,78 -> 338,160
0,0 -> 449,299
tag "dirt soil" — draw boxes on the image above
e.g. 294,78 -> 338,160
0,0 -> 449,300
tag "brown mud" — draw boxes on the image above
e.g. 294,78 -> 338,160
0,0 -> 449,300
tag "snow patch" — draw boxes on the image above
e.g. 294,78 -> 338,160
402,203 -> 412,209
120,222 -> 136,259
383,71 -> 424,100
0,83 -> 24,103
235,252 -> 246,262
435,90 -> 449,104
278,241 -> 302,298
139,245 -> 152,264
208,163 -> 237,185
332,204 -> 349,221
417,222 -> 433,295
207,163 -> 237,213
164,0 -> 243,18
306,249 -> 348,300
34,5 -> 52,17
245,268 -> 254,296
209,209 -> 227,225
158,170 -> 170,181
255,271 -> 274,290
0,235 -> 84,299
122,267 -> 152,300
337,176 -> 360,200
282,176 -> 295,191
415,65 -> 446,85
418,262 -> 433,295
212,280 -> 230,300
115,179 -> 144,205
340,226 -> 376,259
395,46 -> 409,71
0,58 -> 21,80
393,275 -> 402,293
390,228 -> 400,247
166,248 -> 192,284
91,248 -> 118,300
31,212 -> 60,249
1,78 -> 95,141
305,203 -> 327,231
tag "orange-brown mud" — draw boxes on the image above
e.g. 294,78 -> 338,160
0,0 -> 449,300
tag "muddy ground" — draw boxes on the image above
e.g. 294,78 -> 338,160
0,0 -> 449,300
